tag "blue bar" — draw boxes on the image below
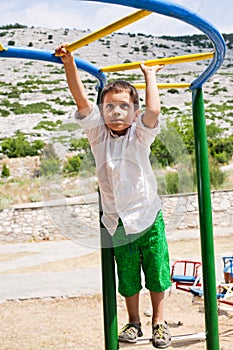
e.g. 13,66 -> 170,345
0,46 -> 106,88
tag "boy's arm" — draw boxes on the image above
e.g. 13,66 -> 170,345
55,44 -> 92,118
140,63 -> 163,129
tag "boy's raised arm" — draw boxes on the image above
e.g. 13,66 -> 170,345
55,44 -> 92,118
140,63 -> 163,129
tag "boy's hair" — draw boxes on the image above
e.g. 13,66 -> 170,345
99,80 -> 139,111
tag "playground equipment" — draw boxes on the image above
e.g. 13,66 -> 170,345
219,256 -> 233,307
217,283 -> 233,307
171,260 -> 202,293
190,283 -> 233,308
190,256 -> 233,308
0,1 -> 226,349
171,257 -> 233,308
223,256 -> 233,283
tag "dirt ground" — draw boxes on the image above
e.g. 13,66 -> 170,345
0,235 -> 232,350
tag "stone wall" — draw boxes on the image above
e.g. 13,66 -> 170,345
0,190 -> 233,243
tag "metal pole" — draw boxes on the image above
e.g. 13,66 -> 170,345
96,87 -> 118,349
99,193 -> 119,350
192,87 -> 220,350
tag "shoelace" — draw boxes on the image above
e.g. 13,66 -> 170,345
120,323 -> 139,336
154,324 -> 167,339
125,327 -> 136,335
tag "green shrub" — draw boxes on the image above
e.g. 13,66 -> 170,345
165,172 -> 179,194
209,157 -> 226,189
209,136 -> 233,164
64,138 -> 96,176
1,131 -> 44,158
0,108 -> 10,117
1,163 -> 10,178
69,138 -> 90,152
141,45 -> 149,52
214,151 -> 230,164
33,120 -> 62,131
40,158 -> 60,176
0,23 -> 27,29
40,144 -> 60,176
168,88 -> 179,94
62,155 -> 83,176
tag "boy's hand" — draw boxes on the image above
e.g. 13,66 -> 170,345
140,63 -> 164,76
55,43 -> 74,64
140,62 -> 163,128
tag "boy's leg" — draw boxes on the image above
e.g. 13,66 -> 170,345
125,292 -> 140,323
118,292 -> 143,343
140,211 -> 171,348
150,291 -> 165,324
150,291 -> 171,348
113,227 -> 143,343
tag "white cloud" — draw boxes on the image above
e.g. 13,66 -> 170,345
13,2 -> 88,29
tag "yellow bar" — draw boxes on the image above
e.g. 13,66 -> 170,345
66,10 -> 151,52
100,51 -> 214,72
0,42 -> 7,51
134,83 -> 191,90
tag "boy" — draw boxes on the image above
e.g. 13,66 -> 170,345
55,43 -> 171,348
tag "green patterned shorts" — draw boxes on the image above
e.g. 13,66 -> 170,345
112,211 -> 171,297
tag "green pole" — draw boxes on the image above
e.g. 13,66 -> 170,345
99,193 -> 119,350
96,88 -> 118,350
192,87 -> 220,350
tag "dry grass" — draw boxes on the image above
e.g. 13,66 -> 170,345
0,178 -> 42,206
0,292 -> 232,350
0,236 -> 232,349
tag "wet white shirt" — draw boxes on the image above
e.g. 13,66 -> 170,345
75,105 -> 161,235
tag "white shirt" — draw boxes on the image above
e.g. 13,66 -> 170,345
75,105 -> 161,235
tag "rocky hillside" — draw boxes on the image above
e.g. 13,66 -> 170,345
0,26 -> 232,157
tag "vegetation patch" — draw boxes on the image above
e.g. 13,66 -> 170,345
33,120 -> 62,131
0,131 -> 44,158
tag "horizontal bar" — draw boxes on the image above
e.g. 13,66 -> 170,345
119,332 -> 206,347
100,52 -> 214,72
65,9 -> 151,52
134,83 -> 190,89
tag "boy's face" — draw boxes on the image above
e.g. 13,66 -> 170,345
101,91 -> 139,135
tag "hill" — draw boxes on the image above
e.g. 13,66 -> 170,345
0,25 -> 232,157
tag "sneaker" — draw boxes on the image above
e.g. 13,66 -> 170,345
118,322 -> 143,343
152,321 -> 171,348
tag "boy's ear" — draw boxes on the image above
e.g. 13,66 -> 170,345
133,109 -> 140,121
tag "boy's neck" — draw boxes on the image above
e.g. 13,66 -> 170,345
110,127 -> 129,136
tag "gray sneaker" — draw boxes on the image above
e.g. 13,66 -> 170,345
152,321 -> 171,348
118,322 -> 143,343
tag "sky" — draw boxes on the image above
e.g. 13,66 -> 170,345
0,0 -> 232,36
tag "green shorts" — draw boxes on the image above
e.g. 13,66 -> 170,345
112,211 -> 171,297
